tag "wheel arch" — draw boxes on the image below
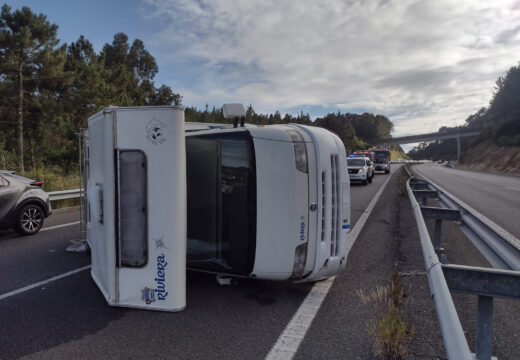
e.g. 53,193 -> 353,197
13,198 -> 49,219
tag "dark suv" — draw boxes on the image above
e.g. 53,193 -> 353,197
0,171 -> 52,235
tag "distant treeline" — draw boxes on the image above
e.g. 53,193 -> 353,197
409,62 -> 520,160
187,105 -> 394,154
0,4 -> 393,174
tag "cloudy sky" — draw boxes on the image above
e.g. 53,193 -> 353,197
6,0 -> 520,144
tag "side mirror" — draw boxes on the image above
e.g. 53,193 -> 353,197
222,104 -> 246,128
222,104 -> 246,119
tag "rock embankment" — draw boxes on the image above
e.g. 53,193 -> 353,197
460,140 -> 520,176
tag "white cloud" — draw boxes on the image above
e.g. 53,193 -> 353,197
142,0 -> 520,136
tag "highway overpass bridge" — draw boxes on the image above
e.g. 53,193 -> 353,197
369,129 -> 482,162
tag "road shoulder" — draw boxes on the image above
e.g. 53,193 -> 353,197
294,169 -> 446,359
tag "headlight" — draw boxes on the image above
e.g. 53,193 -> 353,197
291,243 -> 308,279
287,130 -> 308,173
357,169 -> 363,174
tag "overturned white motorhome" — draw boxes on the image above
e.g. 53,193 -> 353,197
85,104 -> 350,311
184,106 -> 350,282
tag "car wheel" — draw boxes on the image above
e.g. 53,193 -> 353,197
15,204 -> 44,235
368,175 -> 373,183
385,169 -> 390,174
363,179 -> 368,185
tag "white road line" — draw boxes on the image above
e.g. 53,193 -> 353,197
0,265 -> 91,301
41,221 -> 80,232
265,172 -> 395,360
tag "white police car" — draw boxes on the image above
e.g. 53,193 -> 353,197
347,156 -> 374,185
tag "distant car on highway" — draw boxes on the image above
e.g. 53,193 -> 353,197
347,156 -> 373,185
0,171 -> 52,235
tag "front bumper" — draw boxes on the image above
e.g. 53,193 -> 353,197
45,198 -> 52,217
349,173 -> 367,181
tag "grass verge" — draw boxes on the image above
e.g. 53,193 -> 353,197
357,270 -> 415,359
397,167 -> 408,197
21,167 -> 81,209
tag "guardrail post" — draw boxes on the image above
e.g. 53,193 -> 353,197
434,219 -> 442,251
476,295 -> 493,360
420,206 -> 461,257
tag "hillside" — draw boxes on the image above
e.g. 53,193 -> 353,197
459,140 -> 520,176
390,145 -> 409,161
408,61 -> 520,170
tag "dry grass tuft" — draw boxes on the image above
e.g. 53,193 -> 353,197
357,270 -> 415,359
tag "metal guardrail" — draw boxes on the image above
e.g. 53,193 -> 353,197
48,189 -> 82,201
406,177 -> 473,359
406,168 -> 520,360
422,177 -> 520,271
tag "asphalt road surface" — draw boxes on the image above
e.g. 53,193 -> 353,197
414,163 -> 520,238
1,165 -> 518,359
0,169 -> 396,360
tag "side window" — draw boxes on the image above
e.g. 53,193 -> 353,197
0,175 -> 9,187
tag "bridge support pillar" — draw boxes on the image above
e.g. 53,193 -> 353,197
456,136 -> 461,163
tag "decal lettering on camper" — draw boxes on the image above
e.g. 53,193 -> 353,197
155,253 -> 168,301
146,118 -> 167,145
142,287 -> 156,304
141,254 -> 169,305
154,236 -> 169,251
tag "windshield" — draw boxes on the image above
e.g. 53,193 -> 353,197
186,131 -> 256,275
373,150 -> 389,163
347,158 -> 365,166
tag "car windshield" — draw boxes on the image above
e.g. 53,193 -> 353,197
347,158 -> 365,166
186,131 -> 256,275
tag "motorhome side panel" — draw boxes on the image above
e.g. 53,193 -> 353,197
114,107 -> 186,311
86,111 -> 117,302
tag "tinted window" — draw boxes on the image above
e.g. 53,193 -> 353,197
118,150 -> 148,267
186,131 -> 256,275
347,158 -> 365,166
7,173 -> 35,184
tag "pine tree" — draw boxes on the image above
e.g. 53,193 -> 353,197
0,5 -> 66,171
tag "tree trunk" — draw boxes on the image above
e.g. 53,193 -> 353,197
17,61 -> 24,173
25,127 -> 35,171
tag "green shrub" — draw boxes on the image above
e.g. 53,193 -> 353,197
21,167 -> 80,192
21,167 -> 81,209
